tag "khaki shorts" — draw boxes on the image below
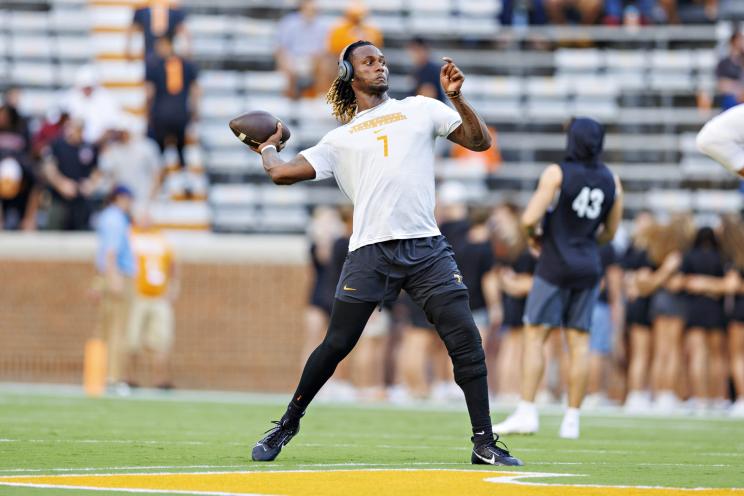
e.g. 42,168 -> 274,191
127,296 -> 174,354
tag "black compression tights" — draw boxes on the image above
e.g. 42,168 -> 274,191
289,300 -> 377,412
286,295 -> 491,443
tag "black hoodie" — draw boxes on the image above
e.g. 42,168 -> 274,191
534,117 -> 617,290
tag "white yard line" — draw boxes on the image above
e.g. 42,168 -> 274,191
1,439 -> 741,459
0,458 -> 737,477
0,482 -> 269,496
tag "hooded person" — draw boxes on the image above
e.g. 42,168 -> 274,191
492,116 -> 624,440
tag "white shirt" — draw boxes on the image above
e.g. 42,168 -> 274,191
300,96 -> 462,252
65,87 -> 122,143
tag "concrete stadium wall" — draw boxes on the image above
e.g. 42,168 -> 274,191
0,233 -> 311,392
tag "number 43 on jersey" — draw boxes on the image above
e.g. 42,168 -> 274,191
572,187 -> 604,219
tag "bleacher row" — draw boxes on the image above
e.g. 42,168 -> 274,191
0,0 -> 213,229
1,0 -> 741,233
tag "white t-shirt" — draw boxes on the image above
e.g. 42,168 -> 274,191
300,96 -> 462,252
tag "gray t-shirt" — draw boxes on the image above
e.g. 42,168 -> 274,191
99,136 -> 163,211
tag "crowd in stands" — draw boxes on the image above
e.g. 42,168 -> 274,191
499,0 -> 720,26
302,199 -> 744,417
275,0 -> 383,100
0,0 -> 197,231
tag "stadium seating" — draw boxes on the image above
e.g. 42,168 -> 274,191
0,0 -> 740,233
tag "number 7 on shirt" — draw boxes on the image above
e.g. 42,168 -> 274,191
376,135 -> 389,157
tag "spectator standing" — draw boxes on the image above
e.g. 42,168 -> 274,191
585,242 -> 625,406
715,31 -> 744,110
681,227 -> 728,412
646,216 -> 693,412
327,1 -> 383,57
622,211 -> 658,412
406,37 -> 445,102
126,0 -> 190,61
99,118 -> 164,216
127,212 -> 178,389
65,67 -> 122,145
95,185 -> 136,391
0,104 -> 38,230
489,204 -> 536,403
145,35 -> 200,171
275,0 -> 329,99
42,120 -> 100,231
721,215 -> 744,417
2,87 -> 31,147
32,108 -> 68,160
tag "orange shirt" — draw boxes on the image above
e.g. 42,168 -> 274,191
327,21 -> 383,56
451,127 -> 502,172
131,227 -> 174,298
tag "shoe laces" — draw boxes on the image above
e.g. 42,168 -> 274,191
262,420 -> 287,448
489,434 -> 513,457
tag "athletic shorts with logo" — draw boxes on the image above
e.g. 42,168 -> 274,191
523,275 -> 600,332
335,235 -> 468,310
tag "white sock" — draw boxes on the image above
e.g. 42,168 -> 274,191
564,407 -> 580,422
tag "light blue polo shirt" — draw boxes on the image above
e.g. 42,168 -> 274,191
96,205 -> 136,277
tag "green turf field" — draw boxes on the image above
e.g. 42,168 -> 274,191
0,387 -> 743,495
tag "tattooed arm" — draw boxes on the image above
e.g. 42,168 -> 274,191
440,57 -> 491,152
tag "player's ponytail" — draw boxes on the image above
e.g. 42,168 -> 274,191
326,40 -> 373,124
326,77 -> 357,124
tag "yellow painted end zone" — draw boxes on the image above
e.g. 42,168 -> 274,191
0,470 -> 743,496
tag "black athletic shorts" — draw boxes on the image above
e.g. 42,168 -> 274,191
731,296 -> 744,324
685,296 -> 725,331
502,295 -> 526,329
398,292 -> 435,330
626,296 -> 651,328
335,236 -> 468,309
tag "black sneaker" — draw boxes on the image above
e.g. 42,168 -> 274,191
471,435 -> 524,466
251,415 -> 300,462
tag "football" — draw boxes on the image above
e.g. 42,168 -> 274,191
229,111 -> 291,148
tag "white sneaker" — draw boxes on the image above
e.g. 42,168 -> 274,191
624,390 -> 652,414
653,391 -> 680,414
559,409 -> 580,439
710,398 -> 732,412
583,393 -> 612,410
492,402 -> 539,435
730,399 -> 744,418
686,397 -> 708,416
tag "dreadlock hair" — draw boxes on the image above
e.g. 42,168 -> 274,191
326,40 -> 373,124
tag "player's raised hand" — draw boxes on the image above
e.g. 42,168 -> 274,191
256,123 -> 285,154
440,57 -> 465,95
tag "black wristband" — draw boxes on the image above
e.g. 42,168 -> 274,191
446,90 -> 462,99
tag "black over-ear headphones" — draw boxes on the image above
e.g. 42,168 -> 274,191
338,43 -> 354,83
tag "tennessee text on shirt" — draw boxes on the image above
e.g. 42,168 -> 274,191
348,112 -> 408,134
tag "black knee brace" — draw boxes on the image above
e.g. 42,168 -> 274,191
424,292 -> 487,385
